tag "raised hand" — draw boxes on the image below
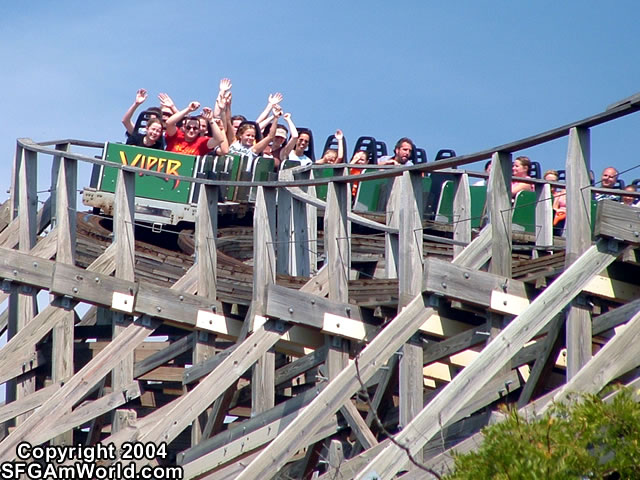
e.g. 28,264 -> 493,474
188,101 -> 201,112
219,78 -> 232,92
268,92 -> 284,105
201,107 -> 213,120
158,92 -> 176,109
272,104 -> 283,117
283,113 -> 291,120
135,89 -> 147,105
335,129 -> 343,140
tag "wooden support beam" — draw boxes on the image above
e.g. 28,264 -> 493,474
385,176 -> 400,278
452,173 -> 472,258
51,154 -> 76,445
193,184 -> 219,445
324,174 -> 351,399
0,383 -> 60,424
8,148 -> 38,424
595,199 -> 640,245
517,313 -> 564,408
231,211 -> 509,480
251,186 -> 277,415
276,184 -> 292,274
111,169 -> 137,432
487,151 -> 512,276
292,172 -> 312,276
565,126 -> 592,379
30,382 -> 142,445
423,257 -> 529,315
117,321 -> 289,459
543,308 -> 640,412
398,171 -> 424,441
134,332 -> 195,379
353,240 -> 618,480
325,176 -> 351,301
178,386 -> 321,466
299,263 -> 329,297
0,317 -> 158,460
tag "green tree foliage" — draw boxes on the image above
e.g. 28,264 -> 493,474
444,387 -> 640,480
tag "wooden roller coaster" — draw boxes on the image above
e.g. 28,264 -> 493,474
1,92 -> 640,479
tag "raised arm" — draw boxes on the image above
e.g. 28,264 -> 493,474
166,101 -> 200,137
121,89 -> 147,135
158,92 -> 178,115
256,92 -> 283,124
335,129 -> 344,163
201,107 -> 228,154
252,113 -> 281,155
278,113 -> 299,161
213,78 -> 232,118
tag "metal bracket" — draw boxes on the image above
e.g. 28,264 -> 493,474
151,222 -> 163,233
1,279 -> 13,293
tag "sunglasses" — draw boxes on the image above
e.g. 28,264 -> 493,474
185,125 -> 200,131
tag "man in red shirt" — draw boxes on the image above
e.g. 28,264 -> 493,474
165,101 -> 228,156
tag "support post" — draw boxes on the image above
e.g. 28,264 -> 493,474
452,173 -> 471,258
398,171 -> 424,447
251,186 -> 277,415
111,168 -> 136,432
7,147 -> 38,425
51,153 -> 76,445
565,126 -> 592,379
192,184 -> 218,444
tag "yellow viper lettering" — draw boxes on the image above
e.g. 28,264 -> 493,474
119,151 -> 183,189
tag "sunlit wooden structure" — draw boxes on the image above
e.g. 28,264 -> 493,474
2,93 -> 640,479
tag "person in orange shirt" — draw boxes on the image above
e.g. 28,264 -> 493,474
165,101 -> 228,156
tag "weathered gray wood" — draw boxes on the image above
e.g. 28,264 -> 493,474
565,126 -> 592,380
398,171 -> 424,440
236,294 -> 434,480
285,184 -> 398,234
423,257 -> 529,313
276,185 -> 292,274
120,321 -> 289,458
449,224 -> 493,270
196,184 -> 218,299
178,385 -> 322,466
595,200 -> 640,245
517,313 -> 564,408
385,176 -> 401,278
340,399 -> 378,449
452,173 -> 472,258
183,412 -> 339,479
251,186 -> 277,415
111,169 -> 136,432
134,333 -> 195,379
0,383 -> 60,424
0,317 -> 158,460
292,194 -> 311,276
535,182 -> 553,248
266,283 -> 363,329
544,308 -> 640,411
353,240 -> 618,480
51,154 -> 77,445
8,148 -> 39,424
325,177 -> 351,301
487,151 -> 512,276
30,382 -> 142,445
193,184 -> 218,445
299,263 -> 330,297
233,212 -> 514,480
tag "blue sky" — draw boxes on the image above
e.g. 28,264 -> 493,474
1,1 -> 640,200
